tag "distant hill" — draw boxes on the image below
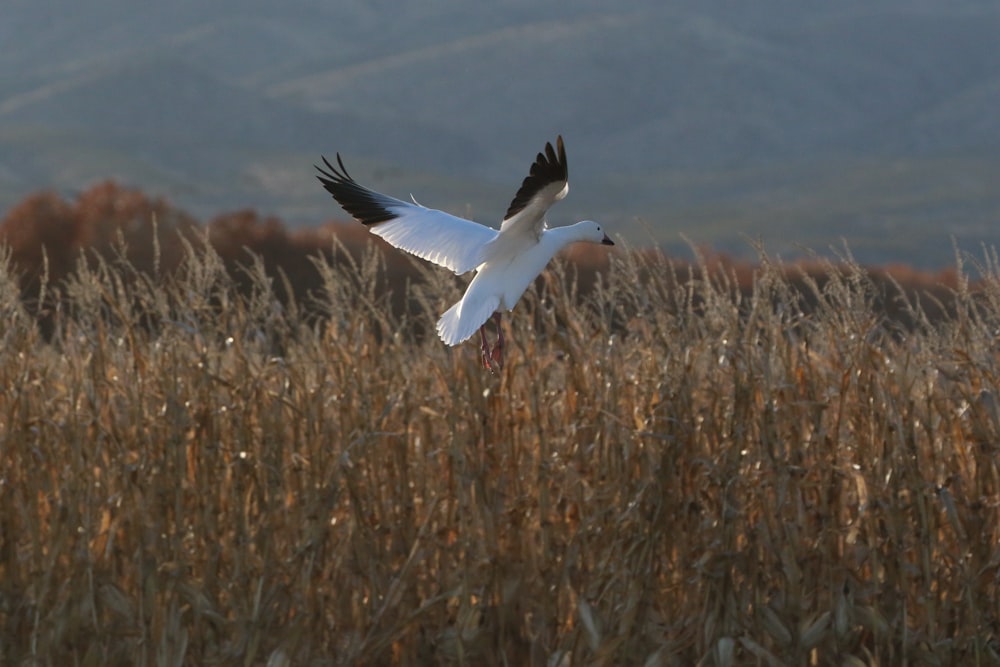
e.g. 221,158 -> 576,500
1,0 -> 999,266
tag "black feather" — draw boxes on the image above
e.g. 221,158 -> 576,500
503,136 -> 568,221
315,154 -> 398,225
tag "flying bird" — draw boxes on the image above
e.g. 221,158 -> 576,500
316,136 -> 613,371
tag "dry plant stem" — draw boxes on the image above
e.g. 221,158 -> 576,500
0,239 -> 997,666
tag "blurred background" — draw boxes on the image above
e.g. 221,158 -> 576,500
2,0 -> 998,267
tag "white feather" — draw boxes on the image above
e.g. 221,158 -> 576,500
318,137 -> 613,347
370,203 -> 496,275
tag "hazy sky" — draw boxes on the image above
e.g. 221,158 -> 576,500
3,1 -> 999,264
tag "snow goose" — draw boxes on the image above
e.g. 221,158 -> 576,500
316,136 -> 613,371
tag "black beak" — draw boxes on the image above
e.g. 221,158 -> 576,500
601,234 -> 614,246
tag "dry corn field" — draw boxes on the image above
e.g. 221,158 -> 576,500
1,237 -> 999,666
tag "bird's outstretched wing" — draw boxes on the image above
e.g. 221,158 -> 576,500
316,155 -> 498,274
498,136 -> 569,240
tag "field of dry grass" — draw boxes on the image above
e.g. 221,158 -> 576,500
1,227 -> 999,666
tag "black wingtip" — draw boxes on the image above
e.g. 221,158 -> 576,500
315,154 -> 345,188
315,153 -> 398,225
503,135 -> 570,221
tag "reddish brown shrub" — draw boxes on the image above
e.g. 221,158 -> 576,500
0,182 -> 973,336
0,190 -> 80,286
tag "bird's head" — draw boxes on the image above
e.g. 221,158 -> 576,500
576,220 -> 615,246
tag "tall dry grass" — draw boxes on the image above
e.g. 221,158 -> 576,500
0,229 -> 998,666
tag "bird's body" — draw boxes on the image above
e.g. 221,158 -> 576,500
316,136 -> 613,370
437,225 -> 584,344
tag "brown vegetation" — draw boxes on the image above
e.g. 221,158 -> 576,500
0,182 -> 964,334
0,183 -> 997,665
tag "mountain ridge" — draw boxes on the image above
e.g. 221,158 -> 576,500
1,1 -> 999,266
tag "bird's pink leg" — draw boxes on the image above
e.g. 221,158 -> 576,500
479,325 -> 494,371
490,312 -> 504,370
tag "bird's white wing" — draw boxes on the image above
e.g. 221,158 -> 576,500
496,136 -> 569,241
317,155 -> 498,274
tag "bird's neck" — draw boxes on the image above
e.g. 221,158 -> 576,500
544,222 -> 587,249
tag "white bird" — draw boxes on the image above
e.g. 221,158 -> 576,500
316,136 -> 613,371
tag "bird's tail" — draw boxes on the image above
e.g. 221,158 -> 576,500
436,295 -> 500,346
